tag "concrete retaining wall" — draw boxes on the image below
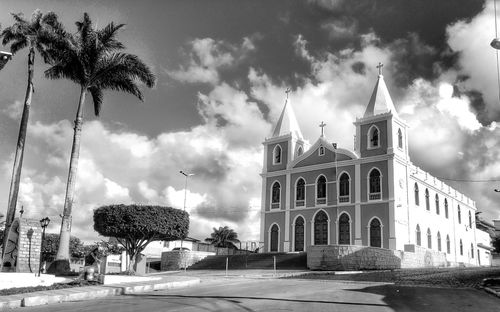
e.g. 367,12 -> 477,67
161,251 -> 214,271
307,244 -> 448,270
492,254 -> 500,266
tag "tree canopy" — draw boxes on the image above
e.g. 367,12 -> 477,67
93,204 -> 189,271
41,233 -> 85,262
205,226 -> 240,249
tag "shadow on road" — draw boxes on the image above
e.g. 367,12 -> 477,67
346,284 -> 496,312
125,293 -> 388,308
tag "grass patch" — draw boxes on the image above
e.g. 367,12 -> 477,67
285,267 -> 500,288
0,279 -> 100,297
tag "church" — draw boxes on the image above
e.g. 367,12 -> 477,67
259,65 -> 486,267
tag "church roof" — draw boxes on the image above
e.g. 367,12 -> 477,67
363,74 -> 398,118
272,95 -> 304,140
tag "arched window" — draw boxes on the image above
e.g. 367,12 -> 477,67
446,235 -> 450,254
458,205 -> 461,224
294,217 -> 304,252
297,146 -> 303,156
270,224 -> 279,252
459,239 -> 463,256
414,183 -> 419,206
370,218 -> 382,248
295,178 -> 305,207
427,228 -> 432,249
338,213 -> 350,244
368,126 -> 380,148
468,211 -> 472,228
318,146 -> 325,156
398,128 -> 403,149
444,199 -> 449,218
316,176 -> 327,205
369,168 -> 381,200
437,232 -> 441,252
314,211 -> 328,245
435,194 -> 440,215
271,182 -> 280,209
339,173 -> 350,203
416,225 -> 421,246
425,189 -> 430,211
273,145 -> 282,164
471,243 -> 474,258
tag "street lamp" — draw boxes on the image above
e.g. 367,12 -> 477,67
38,217 -> 50,276
0,51 -> 12,71
179,170 -> 194,212
179,170 -> 194,254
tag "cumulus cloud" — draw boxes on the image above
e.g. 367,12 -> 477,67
167,37 -> 256,84
446,1 -> 500,125
1,100 -> 23,120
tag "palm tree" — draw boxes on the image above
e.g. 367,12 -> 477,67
44,13 -> 155,271
205,226 -> 241,253
0,10 -> 63,258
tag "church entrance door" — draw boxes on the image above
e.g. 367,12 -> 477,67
314,211 -> 328,245
338,213 -> 350,244
270,224 -> 279,252
370,218 -> 381,248
294,217 -> 304,251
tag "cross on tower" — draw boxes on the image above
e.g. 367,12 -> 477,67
319,121 -> 326,137
285,87 -> 291,100
376,62 -> 384,75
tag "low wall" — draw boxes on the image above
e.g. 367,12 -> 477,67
308,244 -> 448,270
161,251 -> 214,271
400,244 -> 447,268
492,254 -> 500,267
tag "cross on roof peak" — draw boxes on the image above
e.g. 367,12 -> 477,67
285,88 -> 291,100
376,62 -> 384,75
319,121 -> 326,137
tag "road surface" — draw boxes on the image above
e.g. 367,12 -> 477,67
21,276 -> 498,312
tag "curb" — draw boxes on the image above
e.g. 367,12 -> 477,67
483,286 -> 500,298
0,278 -> 200,310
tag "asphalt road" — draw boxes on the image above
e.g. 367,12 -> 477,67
21,277 -> 499,312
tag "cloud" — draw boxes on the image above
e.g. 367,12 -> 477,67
2,100 -> 23,120
445,1 -> 500,125
167,37 -> 256,84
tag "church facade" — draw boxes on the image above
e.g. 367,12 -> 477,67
260,71 -> 482,266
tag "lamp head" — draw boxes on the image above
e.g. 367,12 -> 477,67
0,51 -> 12,60
491,38 -> 500,50
39,217 -> 50,228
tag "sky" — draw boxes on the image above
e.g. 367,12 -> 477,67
1,0 -> 500,244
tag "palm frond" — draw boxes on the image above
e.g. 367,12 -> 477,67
11,12 -> 27,25
10,38 -> 29,54
97,22 -> 125,52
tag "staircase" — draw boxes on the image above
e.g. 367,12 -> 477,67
187,252 -> 307,270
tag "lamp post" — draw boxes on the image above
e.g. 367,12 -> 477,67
0,51 -> 12,71
38,217 -> 50,276
179,170 -> 194,252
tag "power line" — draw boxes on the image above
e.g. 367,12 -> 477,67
434,176 -> 500,183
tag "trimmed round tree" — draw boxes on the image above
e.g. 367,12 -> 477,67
93,204 -> 189,272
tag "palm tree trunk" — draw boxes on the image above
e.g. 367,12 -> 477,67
1,47 -> 35,262
55,87 -> 86,261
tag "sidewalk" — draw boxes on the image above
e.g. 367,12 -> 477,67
482,278 -> 500,298
0,274 -> 200,310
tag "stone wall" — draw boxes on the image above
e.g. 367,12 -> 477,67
161,251 -> 214,271
492,254 -> 500,267
307,245 -> 401,270
2,218 -> 42,273
308,244 -> 448,270
400,244 -> 447,268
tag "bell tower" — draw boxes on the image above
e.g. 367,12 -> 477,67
353,63 -> 409,160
